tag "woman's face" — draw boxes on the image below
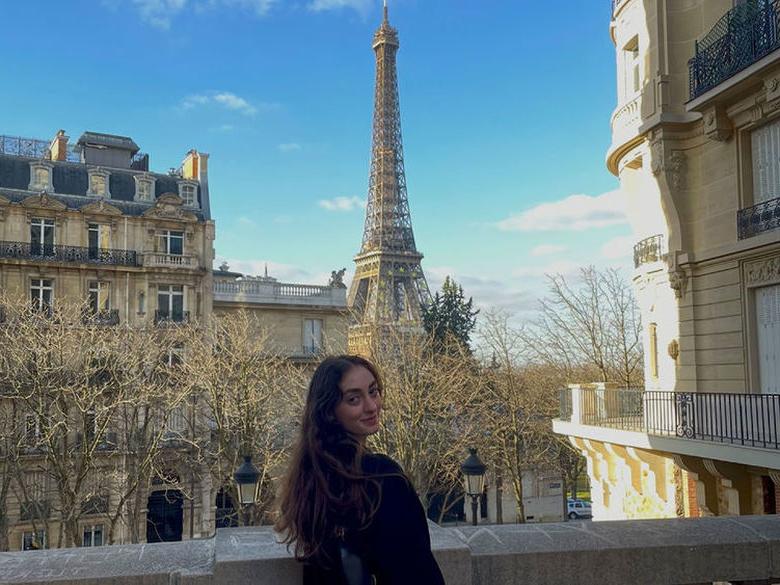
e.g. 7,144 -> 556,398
334,365 -> 382,440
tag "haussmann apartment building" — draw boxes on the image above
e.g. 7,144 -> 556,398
555,0 -> 780,520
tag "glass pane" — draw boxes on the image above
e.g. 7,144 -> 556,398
172,294 -> 183,318
158,293 -> 169,315
170,234 -> 183,255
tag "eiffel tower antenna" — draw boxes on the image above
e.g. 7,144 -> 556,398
348,2 -> 431,352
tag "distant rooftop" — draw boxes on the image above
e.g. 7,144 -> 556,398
76,131 -> 140,154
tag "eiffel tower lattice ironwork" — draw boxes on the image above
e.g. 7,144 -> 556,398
348,2 -> 431,349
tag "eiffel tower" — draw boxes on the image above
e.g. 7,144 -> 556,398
348,1 -> 431,353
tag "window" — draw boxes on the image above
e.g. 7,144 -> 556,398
134,175 -> 155,202
24,414 -> 41,446
87,169 -> 110,197
178,181 -> 197,207
756,284 -> 780,394
88,223 -> 111,260
81,524 -> 103,547
158,285 -> 184,322
157,231 -> 184,256
303,319 -> 323,354
751,118 -> 780,205
28,162 -> 52,192
84,409 -> 97,444
622,36 -> 640,100
648,322 -> 659,380
30,279 -> 53,314
22,530 -> 46,551
165,345 -> 184,367
30,218 -> 54,256
88,281 -> 110,314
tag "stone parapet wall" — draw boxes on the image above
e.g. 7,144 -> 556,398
0,516 -> 778,585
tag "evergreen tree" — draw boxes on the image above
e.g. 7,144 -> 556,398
422,276 -> 479,350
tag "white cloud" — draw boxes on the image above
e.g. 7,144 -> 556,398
511,260 -> 582,279
318,196 -> 366,212
181,91 -> 261,116
425,266 -> 538,315
496,189 -> 627,232
278,142 -> 302,153
308,0 -> 372,14
530,244 -> 568,257
215,256 -> 352,288
237,216 -> 256,227
122,0 -> 275,28
600,235 -> 634,260
211,124 -> 235,133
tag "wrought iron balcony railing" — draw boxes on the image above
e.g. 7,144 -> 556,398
558,387 -> 780,449
0,134 -> 81,163
0,241 -> 138,267
154,310 -> 190,325
689,0 -> 780,100
633,234 -> 666,268
737,195 -> 780,239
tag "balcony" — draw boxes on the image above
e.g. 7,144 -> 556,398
213,279 -> 347,308
143,253 -> 198,269
689,0 -> 780,100
633,234 -> 666,268
81,309 -> 120,327
0,241 -> 138,267
738,195 -> 780,239
154,310 -> 190,325
557,386 -> 779,450
0,134 -> 81,162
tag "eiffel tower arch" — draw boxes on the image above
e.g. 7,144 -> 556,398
348,2 -> 431,354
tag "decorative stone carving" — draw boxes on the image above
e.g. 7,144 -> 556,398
81,200 -> 122,217
745,255 -> 780,286
702,105 -> 732,142
142,192 -> 198,223
650,143 -> 686,190
765,76 -> 780,105
329,268 -> 347,288
667,339 -> 680,361
20,192 -> 67,211
669,268 -> 688,299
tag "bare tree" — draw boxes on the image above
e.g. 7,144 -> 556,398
478,311 -> 565,523
522,267 -> 643,387
367,327 -> 483,521
181,311 -> 308,527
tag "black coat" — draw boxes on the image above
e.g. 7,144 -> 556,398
302,454 -> 445,585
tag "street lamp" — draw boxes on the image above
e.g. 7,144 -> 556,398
460,447 -> 486,526
233,455 -> 260,525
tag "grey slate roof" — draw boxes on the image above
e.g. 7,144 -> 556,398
76,132 -> 140,153
0,154 -> 207,220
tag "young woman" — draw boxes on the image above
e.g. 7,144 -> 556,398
275,355 -> 445,585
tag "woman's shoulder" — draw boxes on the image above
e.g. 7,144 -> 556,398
362,452 -> 404,475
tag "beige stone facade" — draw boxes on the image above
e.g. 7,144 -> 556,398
212,266 -> 348,364
554,0 -> 780,519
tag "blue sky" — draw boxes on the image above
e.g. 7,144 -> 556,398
0,0 -> 631,316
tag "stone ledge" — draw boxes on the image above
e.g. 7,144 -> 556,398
0,516 -> 778,585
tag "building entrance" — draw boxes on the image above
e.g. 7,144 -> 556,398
146,490 -> 184,542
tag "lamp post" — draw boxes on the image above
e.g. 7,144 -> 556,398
460,447 -> 486,526
233,455 -> 260,526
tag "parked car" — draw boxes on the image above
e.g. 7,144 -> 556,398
567,498 -> 592,520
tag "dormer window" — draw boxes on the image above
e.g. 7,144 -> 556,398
87,169 -> 110,198
28,161 -> 53,192
178,181 -> 198,208
134,174 -> 155,202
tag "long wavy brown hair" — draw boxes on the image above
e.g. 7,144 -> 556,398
275,355 -> 384,565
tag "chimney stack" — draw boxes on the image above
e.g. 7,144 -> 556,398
49,130 -> 69,161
